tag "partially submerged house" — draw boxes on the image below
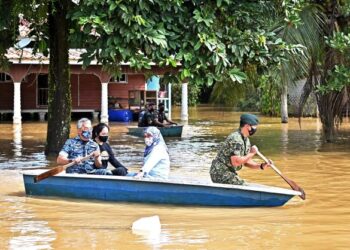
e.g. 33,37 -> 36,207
0,48 -> 188,123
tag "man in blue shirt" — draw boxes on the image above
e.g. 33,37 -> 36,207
57,118 -> 110,174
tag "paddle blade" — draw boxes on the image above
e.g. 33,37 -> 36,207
299,188 -> 306,200
34,166 -> 64,183
281,174 -> 306,200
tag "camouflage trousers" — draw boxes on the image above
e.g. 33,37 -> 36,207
210,160 -> 245,185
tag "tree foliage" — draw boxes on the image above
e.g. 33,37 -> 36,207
70,0 -> 301,86
290,0 -> 350,141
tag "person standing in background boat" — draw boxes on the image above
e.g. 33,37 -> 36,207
210,114 -> 271,185
57,118 -> 107,175
157,102 -> 177,126
92,123 -> 128,176
134,126 -> 170,179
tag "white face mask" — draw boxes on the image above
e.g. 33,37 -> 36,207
144,137 -> 153,146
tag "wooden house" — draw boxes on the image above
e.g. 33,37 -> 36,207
0,48 -> 182,123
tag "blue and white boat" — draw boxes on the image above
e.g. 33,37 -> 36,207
22,170 -> 301,207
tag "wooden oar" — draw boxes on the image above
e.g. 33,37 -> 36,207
256,150 -> 306,200
34,154 -> 94,183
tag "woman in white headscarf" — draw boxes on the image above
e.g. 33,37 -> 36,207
135,126 -> 170,179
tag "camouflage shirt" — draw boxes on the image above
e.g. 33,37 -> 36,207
210,130 -> 251,185
59,136 -> 100,174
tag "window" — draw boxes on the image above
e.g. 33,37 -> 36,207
37,74 -> 48,106
0,73 -> 11,82
110,74 -> 128,84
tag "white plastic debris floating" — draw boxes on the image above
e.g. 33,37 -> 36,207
132,215 -> 161,233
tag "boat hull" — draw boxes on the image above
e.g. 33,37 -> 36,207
23,171 -> 300,207
128,125 -> 183,137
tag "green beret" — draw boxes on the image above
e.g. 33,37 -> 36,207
240,114 -> 259,126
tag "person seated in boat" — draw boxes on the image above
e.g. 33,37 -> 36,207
134,126 -> 170,179
157,102 -> 177,126
57,118 -> 109,175
92,123 -> 128,176
139,102 -> 165,127
210,114 -> 272,185
138,103 -> 149,127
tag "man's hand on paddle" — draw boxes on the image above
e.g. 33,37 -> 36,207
250,145 -> 258,155
70,151 -> 100,165
72,156 -> 82,164
260,160 -> 273,170
251,145 -> 272,170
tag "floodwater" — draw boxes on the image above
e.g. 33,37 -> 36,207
0,106 -> 350,249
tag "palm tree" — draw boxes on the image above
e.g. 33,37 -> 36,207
274,1 -> 349,142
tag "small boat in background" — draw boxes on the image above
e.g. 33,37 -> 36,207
22,170 -> 301,207
128,125 -> 183,137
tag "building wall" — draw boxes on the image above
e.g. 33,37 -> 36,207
0,72 -> 146,111
0,82 -> 13,109
71,74 -> 101,110
108,74 -> 145,108
21,74 -> 38,109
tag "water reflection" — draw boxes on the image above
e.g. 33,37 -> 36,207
3,197 -> 56,250
132,228 -> 162,248
132,215 -> 161,233
12,124 -> 22,158
280,123 -> 288,155
0,123 -> 48,170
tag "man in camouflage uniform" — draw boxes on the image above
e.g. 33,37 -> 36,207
57,118 -> 110,175
210,114 -> 270,185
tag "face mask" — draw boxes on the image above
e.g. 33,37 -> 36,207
99,135 -> 108,142
249,126 -> 257,136
145,137 -> 153,146
81,130 -> 92,140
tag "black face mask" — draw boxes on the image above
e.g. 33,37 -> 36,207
99,135 -> 108,142
249,126 -> 257,136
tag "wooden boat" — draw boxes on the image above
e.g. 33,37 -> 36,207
128,125 -> 183,137
22,170 -> 301,207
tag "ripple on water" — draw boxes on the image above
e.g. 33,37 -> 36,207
1,195 -> 56,250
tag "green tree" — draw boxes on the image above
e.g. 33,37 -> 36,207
70,0 -> 299,88
207,0 -> 305,115
274,0 -> 350,141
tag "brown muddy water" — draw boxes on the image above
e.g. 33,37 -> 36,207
0,106 -> 350,249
